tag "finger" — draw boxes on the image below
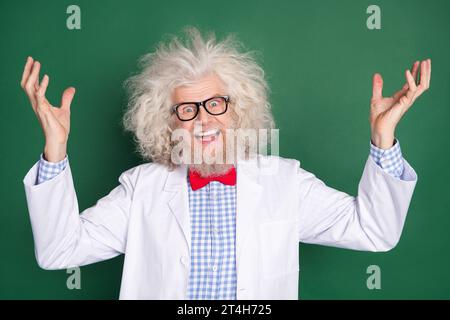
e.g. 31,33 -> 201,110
34,73 -> 41,92
25,61 -> 40,95
396,70 -> 418,110
25,61 -> 41,109
397,61 -> 430,113
420,59 -> 428,88
414,59 -> 431,99
406,69 -> 417,92
20,56 -> 33,89
393,61 -> 419,101
404,60 -> 433,108
372,73 -> 383,100
414,59 -> 429,96
411,60 -> 420,84
60,87 -> 76,111
36,74 -> 49,107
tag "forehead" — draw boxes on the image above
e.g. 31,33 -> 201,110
172,73 -> 226,104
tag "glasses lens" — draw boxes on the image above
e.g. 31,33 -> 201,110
205,97 -> 227,114
177,104 -> 198,120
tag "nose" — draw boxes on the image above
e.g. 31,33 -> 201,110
196,105 -> 212,124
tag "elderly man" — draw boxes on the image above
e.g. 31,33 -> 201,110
22,27 -> 431,299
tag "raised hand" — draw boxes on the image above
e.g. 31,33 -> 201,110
21,56 -> 76,162
370,59 -> 431,149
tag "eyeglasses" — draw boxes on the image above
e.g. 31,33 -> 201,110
171,95 -> 230,121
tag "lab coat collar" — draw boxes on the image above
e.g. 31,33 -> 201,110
162,157 -> 263,265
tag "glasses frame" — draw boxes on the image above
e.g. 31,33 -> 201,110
171,95 -> 230,121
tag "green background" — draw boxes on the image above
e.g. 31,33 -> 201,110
1,0 -> 449,299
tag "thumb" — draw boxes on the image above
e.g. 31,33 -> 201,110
61,87 -> 76,111
372,73 -> 383,100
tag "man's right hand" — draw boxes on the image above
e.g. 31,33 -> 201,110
20,56 -> 76,162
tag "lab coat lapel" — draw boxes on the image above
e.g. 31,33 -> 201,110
163,164 -> 191,253
236,158 -> 263,270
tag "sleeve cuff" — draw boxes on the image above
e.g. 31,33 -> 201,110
369,138 -> 404,178
36,153 -> 69,185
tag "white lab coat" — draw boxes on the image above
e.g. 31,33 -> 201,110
23,154 -> 417,299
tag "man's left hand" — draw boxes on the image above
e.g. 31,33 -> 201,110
370,59 -> 431,149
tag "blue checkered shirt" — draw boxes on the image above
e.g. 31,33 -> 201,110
35,139 -> 405,299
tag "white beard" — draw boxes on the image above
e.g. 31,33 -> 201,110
188,163 -> 234,178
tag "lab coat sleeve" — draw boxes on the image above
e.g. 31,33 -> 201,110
296,155 -> 418,252
23,158 -> 137,270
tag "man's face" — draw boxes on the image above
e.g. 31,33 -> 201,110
171,73 -> 234,167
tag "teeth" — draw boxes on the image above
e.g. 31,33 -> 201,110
195,129 -> 220,138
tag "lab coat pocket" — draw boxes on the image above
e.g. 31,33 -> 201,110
259,219 -> 300,279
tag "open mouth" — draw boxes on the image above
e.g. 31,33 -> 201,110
194,128 -> 221,144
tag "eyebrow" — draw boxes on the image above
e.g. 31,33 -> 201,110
176,93 -> 225,105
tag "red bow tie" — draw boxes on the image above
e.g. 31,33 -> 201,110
188,167 -> 236,191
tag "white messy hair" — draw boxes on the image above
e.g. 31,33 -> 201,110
122,26 -> 275,167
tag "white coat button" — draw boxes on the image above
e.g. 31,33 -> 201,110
180,256 -> 188,266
